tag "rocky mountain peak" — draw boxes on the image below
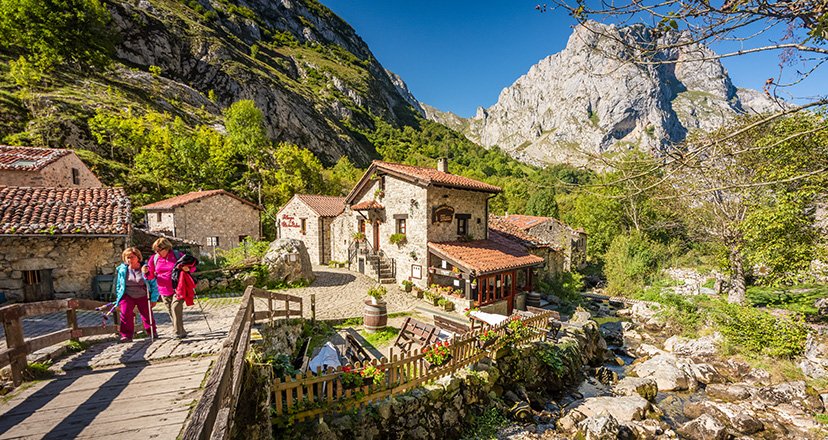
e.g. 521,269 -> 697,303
429,21 -> 781,167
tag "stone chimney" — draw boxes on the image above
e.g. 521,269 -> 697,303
437,158 -> 449,173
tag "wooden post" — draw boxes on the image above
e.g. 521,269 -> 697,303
3,315 -> 26,386
311,294 -> 316,324
268,293 -> 273,323
66,308 -> 79,342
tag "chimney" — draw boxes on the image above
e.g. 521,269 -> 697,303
437,158 -> 449,173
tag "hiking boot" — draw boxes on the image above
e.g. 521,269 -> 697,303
118,337 -> 132,343
175,332 -> 188,340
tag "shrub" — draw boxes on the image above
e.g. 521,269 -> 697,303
216,238 -> 270,267
604,231 -> 666,295
367,285 -> 386,300
542,271 -> 584,304
709,300 -> 809,358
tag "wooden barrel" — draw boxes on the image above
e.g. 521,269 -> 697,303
363,299 -> 387,333
525,291 -> 541,309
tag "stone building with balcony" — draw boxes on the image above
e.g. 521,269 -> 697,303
331,159 -> 545,314
0,145 -> 102,188
276,194 -> 346,264
140,190 -> 261,255
0,187 -> 131,302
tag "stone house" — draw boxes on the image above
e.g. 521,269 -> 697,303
489,215 -> 566,280
140,190 -> 261,254
501,214 -> 587,271
0,145 -> 102,188
332,159 -> 544,314
0,187 -> 131,302
275,194 -> 346,265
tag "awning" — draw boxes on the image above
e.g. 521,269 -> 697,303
351,200 -> 384,210
428,234 -> 544,276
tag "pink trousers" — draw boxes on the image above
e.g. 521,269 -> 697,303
119,295 -> 157,339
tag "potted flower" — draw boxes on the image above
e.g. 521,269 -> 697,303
506,315 -> 530,340
341,366 -> 363,390
402,280 -> 414,292
463,307 -> 479,318
477,329 -> 499,350
367,285 -> 386,305
389,233 -> 407,246
437,297 -> 455,312
373,188 -> 385,199
422,341 -> 452,368
360,364 -> 386,387
352,231 -> 366,242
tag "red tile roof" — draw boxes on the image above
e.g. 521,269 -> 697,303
373,161 -> 501,193
0,186 -> 131,235
140,190 -> 260,211
295,194 -> 346,217
351,200 -> 384,210
428,236 -> 544,275
488,215 -> 557,249
503,214 -> 584,234
0,146 -> 71,171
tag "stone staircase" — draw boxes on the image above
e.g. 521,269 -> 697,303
366,254 -> 396,284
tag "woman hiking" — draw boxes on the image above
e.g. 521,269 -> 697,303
114,247 -> 159,342
146,238 -> 195,339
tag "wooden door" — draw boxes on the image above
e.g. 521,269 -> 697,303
23,270 -> 53,302
373,220 -> 380,252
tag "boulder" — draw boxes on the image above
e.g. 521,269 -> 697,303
577,413 -> 621,440
599,320 -> 624,346
686,401 -> 763,435
567,395 -> 650,422
663,333 -> 721,358
631,302 -> 660,323
261,239 -> 315,284
757,381 -> 824,413
799,333 -> 828,379
816,297 -> 828,316
624,419 -> 670,440
705,383 -> 752,402
679,414 -> 728,440
684,361 -> 724,385
632,354 -> 694,391
614,376 -> 658,401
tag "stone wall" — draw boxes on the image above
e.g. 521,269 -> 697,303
278,197 -> 324,264
0,154 -> 102,188
146,210 -> 176,235
0,235 -> 127,302
175,195 -> 260,254
330,212 -> 355,263
426,187 -> 489,243
526,221 -> 587,271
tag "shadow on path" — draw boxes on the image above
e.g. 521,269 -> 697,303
309,270 -> 357,288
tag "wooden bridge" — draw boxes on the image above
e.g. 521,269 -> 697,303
0,287 -> 302,440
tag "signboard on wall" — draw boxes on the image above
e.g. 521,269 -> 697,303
431,205 -> 455,223
281,214 -> 300,228
411,264 -> 422,279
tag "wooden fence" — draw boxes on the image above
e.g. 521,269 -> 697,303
182,285 -> 304,440
271,310 -> 557,422
0,298 -> 118,386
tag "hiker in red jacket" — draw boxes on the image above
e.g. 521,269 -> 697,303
146,238 -> 195,339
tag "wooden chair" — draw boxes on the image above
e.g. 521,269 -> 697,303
392,317 -> 439,353
527,306 -> 561,321
526,306 -> 562,341
344,334 -> 373,364
433,315 -> 471,335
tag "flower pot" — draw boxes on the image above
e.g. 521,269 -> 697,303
370,296 -> 378,305
415,290 -> 424,299
404,285 -> 412,293
424,355 -> 452,369
442,301 -> 455,312
477,338 -> 498,350
431,297 -> 441,306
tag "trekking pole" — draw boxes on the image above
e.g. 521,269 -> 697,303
147,291 -> 155,342
194,295 -> 213,333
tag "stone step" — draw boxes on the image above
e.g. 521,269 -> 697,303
378,278 -> 396,284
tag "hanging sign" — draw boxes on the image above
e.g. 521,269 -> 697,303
431,205 -> 455,223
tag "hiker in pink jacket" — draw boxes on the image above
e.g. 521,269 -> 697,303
146,238 -> 194,339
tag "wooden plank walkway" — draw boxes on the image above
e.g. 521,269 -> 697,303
0,297 -> 270,440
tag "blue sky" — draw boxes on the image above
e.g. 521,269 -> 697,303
324,1 -> 827,118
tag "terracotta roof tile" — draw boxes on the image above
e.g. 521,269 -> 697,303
503,214 -> 584,235
296,194 -> 346,217
488,215 -> 557,249
428,236 -> 544,275
0,145 -> 71,171
140,190 -> 260,210
351,200 -> 384,210
374,161 -> 501,193
0,186 -> 131,235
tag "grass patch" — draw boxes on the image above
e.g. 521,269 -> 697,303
816,414 -> 828,425
333,317 -> 363,329
66,339 -> 88,353
359,327 -> 399,348
23,361 -> 54,381
747,284 -> 828,315
736,355 -> 805,383
593,316 -> 628,325
461,406 -> 510,440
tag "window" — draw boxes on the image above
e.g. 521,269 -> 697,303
300,218 -> 307,235
239,235 -> 250,243
71,168 -> 80,185
207,236 -> 220,247
358,219 -> 366,234
457,217 -> 468,236
156,212 -> 162,222
396,218 -> 406,234
23,270 -> 42,285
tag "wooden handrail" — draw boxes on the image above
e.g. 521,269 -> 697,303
182,285 -> 304,440
0,298 -> 118,385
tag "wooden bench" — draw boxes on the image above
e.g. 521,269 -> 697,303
433,315 -> 471,335
344,334 -> 372,364
392,317 -> 439,353
526,306 -> 562,340
527,306 -> 561,321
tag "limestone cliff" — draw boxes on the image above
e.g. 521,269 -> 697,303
430,22 -> 781,166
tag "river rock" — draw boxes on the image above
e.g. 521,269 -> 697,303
614,376 -> 658,401
624,419 -> 672,440
685,401 -> 763,435
816,297 -> 828,316
261,239 -> 315,284
577,413 -> 621,440
705,383 -> 752,402
630,302 -> 660,322
599,320 -> 624,346
566,395 -> 650,422
632,354 -> 694,391
679,414 -> 728,440
663,333 -> 721,358
685,362 -> 723,385
799,333 -> 828,378
757,381 -> 824,413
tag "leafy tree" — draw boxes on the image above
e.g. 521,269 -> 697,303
323,156 -> 362,196
0,0 -> 114,71
604,231 -> 666,295
525,188 -> 559,218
